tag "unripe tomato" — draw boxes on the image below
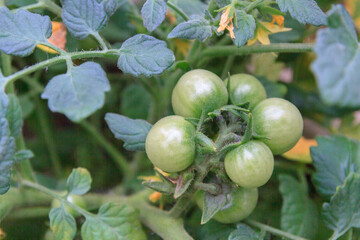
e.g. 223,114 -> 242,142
224,141 -> 274,188
252,98 -> 303,155
171,69 -> 228,118
51,194 -> 86,216
225,74 -> 267,109
196,187 -> 258,224
145,116 -> 196,173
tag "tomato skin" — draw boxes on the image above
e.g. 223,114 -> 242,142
145,116 -> 196,173
252,98 -> 303,155
172,69 -> 228,118
225,74 -> 267,109
196,187 -> 258,224
51,194 -> 86,216
225,141 -> 274,188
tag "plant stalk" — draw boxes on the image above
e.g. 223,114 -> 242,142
167,2 -> 190,21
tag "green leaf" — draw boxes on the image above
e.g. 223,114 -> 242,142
276,0 -> 327,26
279,174 -> 319,239
198,220 -> 235,240
41,62 -> 110,122
141,0 -> 167,32
0,7 -> 52,56
228,224 -> 262,240
61,0 -> 116,39
310,135 -> 360,199
232,11 -> 256,47
118,34 -> 175,77
257,77 -> 287,98
201,192 -> 228,224
67,168 -> 92,195
142,181 -> 174,194
174,171 -> 194,199
105,113 -> 152,151
168,0 -> 207,19
6,94 -> 23,138
168,17 -> 213,41
311,5 -> 360,108
0,118 -> 15,195
214,0 -> 231,8
81,202 -> 146,240
49,206 -> 77,240
13,149 -> 34,163
322,173 -> 360,239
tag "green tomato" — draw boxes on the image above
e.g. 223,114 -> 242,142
145,116 -> 196,173
172,69 -> 228,118
253,98 -> 303,155
225,74 -> 267,109
51,194 -> 86,216
196,187 -> 258,224
225,141 -> 274,188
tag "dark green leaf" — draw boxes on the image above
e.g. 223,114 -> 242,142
311,5 -> 360,108
105,113 -> 152,151
276,0 -> 327,26
6,94 -> 22,138
168,18 -> 213,41
279,174 -> 319,239
5,0 -> 36,7
141,0 -> 167,32
228,224 -> 262,240
49,206 -> 77,240
232,11 -> 256,47
195,132 -> 217,153
0,118 -> 15,195
61,0 -> 115,39
201,192 -> 228,224
120,84 -> 150,120
142,181 -> 174,194
198,220 -> 235,240
13,150 -> 34,163
258,77 -> 287,98
67,168 -> 92,195
81,202 -> 146,240
322,173 -> 360,239
0,7 -> 52,56
41,62 -> 110,122
118,34 -> 175,77
310,135 -> 360,199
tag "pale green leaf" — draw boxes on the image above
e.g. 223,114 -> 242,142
228,224 -> 263,240
49,206 -> 77,240
168,17 -> 213,41
141,0 -> 167,32
5,94 -> 23,138
67,168 -> 92,195
232,11 -> 256,47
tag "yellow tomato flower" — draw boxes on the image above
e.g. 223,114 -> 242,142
37,22 -> 67,54
149,191 -> 162,203
247,21 -> 291,46
217,6 -> 236,39
282,137 -> 317,163
271,15 -> 285,27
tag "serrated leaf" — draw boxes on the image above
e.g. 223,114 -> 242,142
6,94 -> 22,138
232,11 -> 256,47
49,206 -> 77,240
198,220 -> 235,240
279,174 -> 318,239
0,118 -> 15,195
105,113 -> 152,151
174,171 -> 194,199
311,5 -> 360,108
228,224 -> 262,240
67,168 -> 92,195
41,62 -> 110,122
118,34 -> 175,77
0,7 -> 52,56
322,173 -> 360,239
13,149 -> 34,163
310,135 -> 360,199
168,18 -> 213,41
201,192 -> 227,224
81,202 -> 146,240
141,0 -> 167,32
61,0 -> 115,39
276,0 -> 327,26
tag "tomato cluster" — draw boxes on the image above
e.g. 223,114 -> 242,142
145,69 -> 303,224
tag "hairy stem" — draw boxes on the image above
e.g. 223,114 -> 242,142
38,0 -> 63,16
167,2 -> 190,21
246,220 -> 309,240
201,43 -> 314,58
244,0 -> 265,12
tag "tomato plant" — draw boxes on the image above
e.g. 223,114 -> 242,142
0,0 -> 360,240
